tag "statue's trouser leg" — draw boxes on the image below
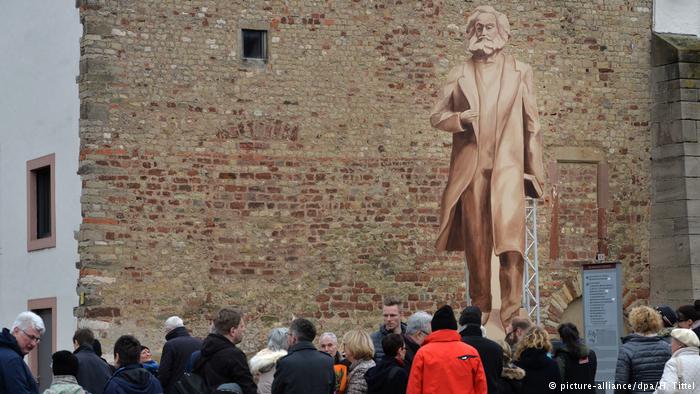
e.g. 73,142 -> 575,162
499,251 -> 524,327
461,169 -> 493,314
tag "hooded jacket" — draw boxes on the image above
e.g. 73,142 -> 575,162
371,323 -> 407,360
0,327 -> 39,394
104,364 -> 163,394
249,348 -> 286,394
194,333 -> 256,394
553,344 -> 596,393
74,344 -> 113,394
44,375 -> 88,394
614,334 -> 670,394
460,324 -> 503,394
407,329 -> 487,394
515,348 -> 560,393
655,346 -> 700,394
365,356 -> 408,394
158,326 -> 202,394
499,363 -> 525,394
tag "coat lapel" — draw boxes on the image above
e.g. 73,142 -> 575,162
496,54 -> 520,141
458,61 -> 479,141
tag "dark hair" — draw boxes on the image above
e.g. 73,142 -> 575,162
114,335 -> 141,366
557,323 -> 583,354
213,308 -> 243,336
93,339 -> 103,357
382,333 -> 404,358
383,296 -> 402,308
72,328 -> 95,347
677,305 -> 700,322
52,350 -> 79,376
289,318 -> 316,342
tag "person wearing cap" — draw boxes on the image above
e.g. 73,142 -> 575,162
158,316 -> 202,394
655,305 -> 678,343
459,306 -> 503,394
654,328 -> 700,394
407,305 -> 487,394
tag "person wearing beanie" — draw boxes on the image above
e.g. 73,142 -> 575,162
407,305 -> 487,394
655,305 -> 678,343
459,306 -> 503,394
44,350 -> 88,394
655,328 -> 700,393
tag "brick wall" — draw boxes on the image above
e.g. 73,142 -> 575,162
76,0 -> 653,351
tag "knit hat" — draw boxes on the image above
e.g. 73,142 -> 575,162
671,328 -> 700,348
459,306 -> 482,326
655,305 -> 678,328
431,305 -> 458,331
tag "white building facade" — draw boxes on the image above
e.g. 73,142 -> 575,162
0,0 -> 82,389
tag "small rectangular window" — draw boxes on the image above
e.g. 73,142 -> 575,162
27,154 -> 56,251
242,29 -> 267,61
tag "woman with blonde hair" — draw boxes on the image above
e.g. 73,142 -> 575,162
514,326 -> 560,392
615,305 -> 671,394
343,330 -> 376,394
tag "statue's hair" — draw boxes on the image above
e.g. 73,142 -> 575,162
466,6 -> 511,42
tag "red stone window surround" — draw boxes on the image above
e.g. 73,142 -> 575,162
548,147 -> 609,261
27,297 -> 57,380
27,154 -> 56,251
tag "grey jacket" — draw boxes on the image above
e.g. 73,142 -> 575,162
370,323 -> 406,360
614,334 -> 671,394
346,359 -> 375,394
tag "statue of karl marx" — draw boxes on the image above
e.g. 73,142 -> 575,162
430,6 -> 545,329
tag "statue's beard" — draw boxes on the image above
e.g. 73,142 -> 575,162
468,35 -> 505,57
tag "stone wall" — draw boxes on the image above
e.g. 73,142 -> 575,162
650,33 -> 700,306
76,0 -> 653,352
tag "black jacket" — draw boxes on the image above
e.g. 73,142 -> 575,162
364,356 -> 408,394
554,344 -> 597,394
460,325 -> 503,394
0,328 -> 38,394
371,323 -> 407,360
402,335 -> 420,373
515,348 -> 561,393
74,344 -> 113,394
614,334 -> 670,394
271,341 -> 335,394
193,333 -> 256,394
158,327 -> 202,394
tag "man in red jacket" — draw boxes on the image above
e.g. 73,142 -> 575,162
407,305 -> 487,394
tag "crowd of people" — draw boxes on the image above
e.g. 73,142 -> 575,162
1,297 -> 700,394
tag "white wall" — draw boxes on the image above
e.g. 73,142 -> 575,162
0,0 -> 81,352
654,0 -> 700,36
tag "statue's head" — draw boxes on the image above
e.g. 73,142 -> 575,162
465,6 -> 510,58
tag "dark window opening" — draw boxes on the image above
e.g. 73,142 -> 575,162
34,166 -> 51,239
242,29 -> 267,60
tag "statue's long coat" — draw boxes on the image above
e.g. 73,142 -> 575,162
430,53 -> 545,256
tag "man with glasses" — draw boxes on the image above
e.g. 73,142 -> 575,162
0,311 -> 45,393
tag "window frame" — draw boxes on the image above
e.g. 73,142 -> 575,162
27,154 -> 56,251
239,24 -> 269,66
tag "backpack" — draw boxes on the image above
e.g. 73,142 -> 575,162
175,351 -> 211,394
174,371 -> 210,394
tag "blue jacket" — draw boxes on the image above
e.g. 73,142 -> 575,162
104,364 -> 163,394
0,328 -> 39,394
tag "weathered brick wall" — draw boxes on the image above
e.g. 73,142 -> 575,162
76,0 -> 652,352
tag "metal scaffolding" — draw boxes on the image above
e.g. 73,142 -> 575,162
463,197 -> 541,325
523,197 -> 541,324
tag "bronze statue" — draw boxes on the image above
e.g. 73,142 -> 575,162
430,6 -> 545,329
